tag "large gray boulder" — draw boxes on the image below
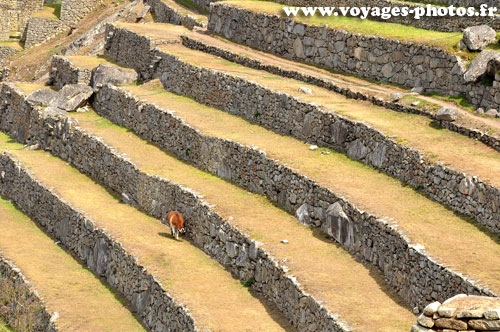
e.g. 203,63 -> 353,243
463,51 -> 500,83
49,84 -> 93,112
26,88 -> 59,107
436,107 -> 459,122
90,64 -> 138,89
462,25 -> 497,51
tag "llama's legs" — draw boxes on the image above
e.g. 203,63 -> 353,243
170,226 -> 175,238
175,229 -> 179,240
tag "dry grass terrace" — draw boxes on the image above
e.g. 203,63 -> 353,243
0,136 -> 146,332
115,22 -> 500,136
69,107 -> 419,331
0,133 -> 291,332
67,55 -> 118,70
114,80 -> 500,301
145,44 -> 500,190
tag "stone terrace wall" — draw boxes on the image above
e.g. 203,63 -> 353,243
0,46 -> 18,64
0,253 -> 57,332
0,83 -> 351,332
267,0 -> 500,32
50,55 -> 91,89
60,0 -> 102,25
103,25 -> 500,238
0,84 -> 199,332
14,0 -> 44,33
181,35 -> 500,153
0,5 -> 10,41
208,3 -> 500,111
23,17 -> 66,48
93,84 -> 496,312
145,0 -> 204,30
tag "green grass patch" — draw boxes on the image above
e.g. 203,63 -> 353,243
172,0 -> 209,14
424,92 -> 477,113
32,4 -> 61,20
0,319 -> 15,332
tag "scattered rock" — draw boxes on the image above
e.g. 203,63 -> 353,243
468,318 -> 500,330
280,239 -> 289,244
411,86 -> 424,94
26,88 -> 59,107
434,318 -> 467,330
436,107 -> 459,122
476,107 -> 484,115
392,92 -> 404,102
49,84 -> 94,112
411,101 -> 420,107
91,64 -> 138,89
410,324 -> 430,332
295,203 -> 310,224
462,25 -> 497,51
298,86 -> 313,94
309,145 -> 318,150
484,308 -> 500,320
347,139 -> 368,160
417,314 -> 434,328
321,151 -> 330,155
463,50 -> 500,83
423,301 -> 441,317
486,109 -> 499,117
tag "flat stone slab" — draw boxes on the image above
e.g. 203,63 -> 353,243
49,84 -> 94,112
26,89 -> 59,107
464,51 -> 500,83
91,64 -> 138,89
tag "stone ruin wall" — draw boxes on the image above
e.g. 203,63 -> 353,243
60,0 -> 102,25
208,3 -> 500,112
411,294 -> 500,332
144,0 -> 204,30
180,34 -> 500,153
23,16 -> 66,48
0,253 -> 57,332
0,4 -> 10,41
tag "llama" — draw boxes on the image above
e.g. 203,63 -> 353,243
162,211 -> 185,240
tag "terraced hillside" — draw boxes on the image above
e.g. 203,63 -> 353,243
1,0 -> 500,331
